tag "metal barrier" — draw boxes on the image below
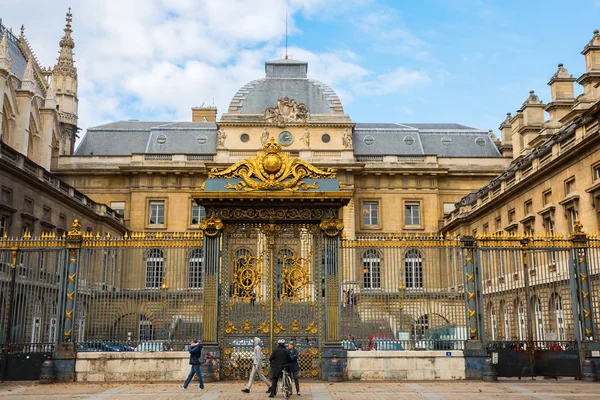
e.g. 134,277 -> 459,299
1,220 -> 599,380
340,235 -> 468,351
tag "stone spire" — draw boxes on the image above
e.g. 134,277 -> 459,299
52,7 -> 79,156
44,76 -> 57,109
56,8 -> 76,73
21,57 -> 35,92
0,29 -> 11,71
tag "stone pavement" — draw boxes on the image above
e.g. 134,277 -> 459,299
0,380 -> 599,400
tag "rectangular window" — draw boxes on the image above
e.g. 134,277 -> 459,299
594,164 -> 600,181
110,201 -> 125,218
148,201 -> 165,225
544,216 -> 555,235
0,215 -> 9,237
565,178 -> 575,195
190,203 -> 206,225
43,206 -> 52,222
0,187 -> 12,205
443,202 -> 455,216
483,223 -> 489,234
59,214 -> 67,229
362,201 -> 379,226
524,222 -> 534,236
405,203 -> 421,226
508,209 -> 515,223
495,217 -> 501,231
524,200 -> 532,215
543,190 -> 552,206
22,220 -> 33,236
568,208 -> 579,232
24,197 -> 33,214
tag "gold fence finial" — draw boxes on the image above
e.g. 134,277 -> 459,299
571,220 -> 587,240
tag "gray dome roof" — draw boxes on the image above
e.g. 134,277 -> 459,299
227,59 -> 344,115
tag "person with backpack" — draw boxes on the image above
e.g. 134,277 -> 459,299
180,339 -> 205,391
241,337 -> 271,393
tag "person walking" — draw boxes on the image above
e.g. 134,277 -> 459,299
241,337 -> 271,394
268,339 -> 290,398
180,339 -> 205,391
288,340 -> 301,396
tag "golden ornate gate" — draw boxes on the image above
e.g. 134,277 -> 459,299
219,221 -> 323,379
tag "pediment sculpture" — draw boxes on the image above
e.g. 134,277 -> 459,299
264,97 -> 309,127
208,138 -> 335,192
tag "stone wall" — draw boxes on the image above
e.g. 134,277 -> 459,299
76,352 -> 193,382
346,350 -> 465,380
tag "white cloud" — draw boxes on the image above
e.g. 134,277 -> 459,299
2,0 -> 429,137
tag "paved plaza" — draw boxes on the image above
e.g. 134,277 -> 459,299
0,380 -> 599,400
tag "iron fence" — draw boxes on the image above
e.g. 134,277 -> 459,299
340,235 -> 468,351
0,227 -> 599,361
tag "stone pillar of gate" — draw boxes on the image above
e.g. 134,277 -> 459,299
461,236 -> 486,379
570,221 -> 600,372
199,215 -> 223,378
319,217 -> 346,380
53,219 -> 83,382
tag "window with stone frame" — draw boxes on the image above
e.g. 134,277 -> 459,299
42,206 -> 52,222
564,177 -> 576,196
567,206 -> 579,233
0,215 -> 9,237
483,223 -> 489,234
148,201 -> 165,225
543,215 -> 555,235
524,200 -> 532,215
593,163 -> 600,181
0,187 -> 12,205
495,216 -> 502,232
24,197 -> 34,214
543,190 -> 552,206
190,202 -> 206,225
362,201 -> 379,227
508,209 -> 516,223
404,202 -> 421,226
110,202 -> 125,218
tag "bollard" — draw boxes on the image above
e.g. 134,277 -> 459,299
582,358 -> 597,382
482,357 -> 498,382
39,360 -> 55,384
328,354 -> 342,382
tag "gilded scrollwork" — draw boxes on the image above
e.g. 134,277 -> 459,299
319,218 -> 344,237
209,139 -> 335,192
232,252 -> 263,303
278,250 -> 311,305
199,214 -> 223,236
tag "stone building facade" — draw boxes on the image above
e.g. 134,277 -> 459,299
442,30 -> 600,237
0,11 -> 125,238
55,58 -> 511,238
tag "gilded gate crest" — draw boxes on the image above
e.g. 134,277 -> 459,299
208,139 -> 336,192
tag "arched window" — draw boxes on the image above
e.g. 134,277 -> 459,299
1,103 -> 11,145
413,315 -> 429,338
405,249 -> 423,289
362,249 -> 381,289
532,296 -> 545,342
27,117 -> 37,159
515,299 -> 526,340
550,293 -> 565,341
487,302 -> 497,340
500,300 -> 510,340
145,249 -> 164,289
188,248 -> 203,289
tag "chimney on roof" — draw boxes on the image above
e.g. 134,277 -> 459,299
192,106 -> 217,122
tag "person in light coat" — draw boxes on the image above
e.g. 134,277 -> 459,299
241,337 -> 271,393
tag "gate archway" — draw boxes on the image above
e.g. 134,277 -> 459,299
192,139 -> 351,379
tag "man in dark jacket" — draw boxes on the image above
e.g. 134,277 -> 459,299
268,339 -> 290,398
180,339 -> 205,390
288,340 -> 300,395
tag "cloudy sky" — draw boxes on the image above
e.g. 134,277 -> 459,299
2,0 -> 600,139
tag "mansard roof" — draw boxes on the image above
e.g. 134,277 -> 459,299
75,121 -> 218,156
